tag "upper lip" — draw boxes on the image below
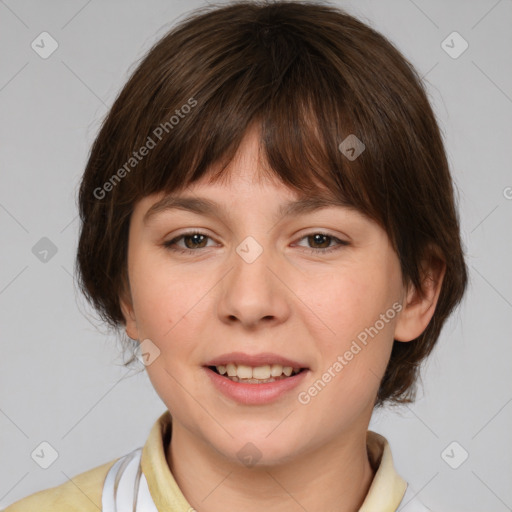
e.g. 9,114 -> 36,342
204,352 -> 308,368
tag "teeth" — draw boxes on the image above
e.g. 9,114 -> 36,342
252,365 -> 271,379
214,363 -> 301,380
237,364 -> 253,379
271,364 -> 283,377
282,366 -> 293,377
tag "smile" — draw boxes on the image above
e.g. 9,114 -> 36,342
210,363 -> 304,383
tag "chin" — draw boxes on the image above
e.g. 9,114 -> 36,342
209,424 -> 307,468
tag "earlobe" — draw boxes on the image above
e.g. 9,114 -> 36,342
394,255 -> 446,342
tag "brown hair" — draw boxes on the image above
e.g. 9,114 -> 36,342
76,0 -> 468,407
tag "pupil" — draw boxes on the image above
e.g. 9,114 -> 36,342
311,234 -> 329,248
186,234 -> 205,249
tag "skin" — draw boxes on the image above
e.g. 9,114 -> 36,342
120,127 -> 445,512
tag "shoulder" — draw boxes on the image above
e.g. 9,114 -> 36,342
1,458 -> 119,512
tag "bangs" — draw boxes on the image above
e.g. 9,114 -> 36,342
111,13 -> 387,232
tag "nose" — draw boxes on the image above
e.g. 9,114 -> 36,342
216,239 -> 291,329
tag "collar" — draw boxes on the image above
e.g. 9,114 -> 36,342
141,410 -> 408,511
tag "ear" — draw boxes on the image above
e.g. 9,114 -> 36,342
394,249 -> 446,342
119,282 -> 139,341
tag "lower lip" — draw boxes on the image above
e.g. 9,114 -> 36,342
204,367 -> 309,405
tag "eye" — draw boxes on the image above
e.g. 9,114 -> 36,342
163,231 -> 349,255
163,231 -> 217,254
293,232 -> 349,255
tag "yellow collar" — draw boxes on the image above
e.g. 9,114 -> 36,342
141,410 -> 407,511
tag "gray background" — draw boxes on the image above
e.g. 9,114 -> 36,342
1,0 -> 511,510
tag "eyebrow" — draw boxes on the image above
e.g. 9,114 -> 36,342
143,194 -> 351,225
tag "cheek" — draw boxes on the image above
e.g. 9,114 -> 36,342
306,266 -> 394,345
128,251 -> 205,339
127,253 -> 218,388
127,255 -> 203,411
301,259 -> 400,396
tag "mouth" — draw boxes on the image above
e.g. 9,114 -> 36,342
203,352 -> 310,404
208,363 -> 306,384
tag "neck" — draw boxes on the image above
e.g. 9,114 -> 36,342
166,423 -> 376,512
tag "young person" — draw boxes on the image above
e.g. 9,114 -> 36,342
3,1 -> 467,510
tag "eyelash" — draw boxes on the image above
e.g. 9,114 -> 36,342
163,231 -> 349,256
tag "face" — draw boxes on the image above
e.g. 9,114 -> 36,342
120,128 -> 430,467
